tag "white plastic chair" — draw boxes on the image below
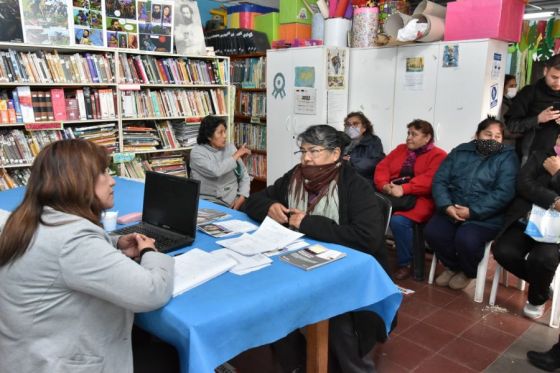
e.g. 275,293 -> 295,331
428,241 -> 493,303
489,263 -> 560,328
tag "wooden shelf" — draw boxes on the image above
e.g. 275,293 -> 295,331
230,52 -> 266,59
234,114 -> 266,123
235,87 -> 266,92
0,82 -> 116,87
1,163 -> 33,168
117,83 -> 229,88
122,115 -> 226,121
124,147 -> 193,155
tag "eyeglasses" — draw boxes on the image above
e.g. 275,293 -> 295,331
345,120 -> 361,127
293,148 -> 332,158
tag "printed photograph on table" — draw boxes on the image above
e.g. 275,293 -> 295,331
75,28 -> 103,46
174,0 -> 206,55
21,0 -> 70,45
0,0 -> 24,42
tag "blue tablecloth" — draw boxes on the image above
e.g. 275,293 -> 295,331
0,178 -> 402,373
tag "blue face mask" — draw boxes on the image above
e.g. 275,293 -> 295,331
345,126 -> 361,140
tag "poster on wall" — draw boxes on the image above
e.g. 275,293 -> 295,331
73,0 -> 104,46
174,0 -> 206,55
105,0 -> 138,48
137,0 -> 173,52
327,48 -> 345,89
21,0 -> 71,45
0,0 -> 24,42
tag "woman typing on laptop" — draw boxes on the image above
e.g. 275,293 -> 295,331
0,139 -> 174,373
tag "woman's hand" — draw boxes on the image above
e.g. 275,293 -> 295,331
389,183 -> 404,197
382,183 -> 392,194
543,156 -> 560,176
117,233 -> 156,259
267,202 -> 290,224
454,204 -> 470,220
445,205 -> 465,222
233,143 -> 251,160
288,208 -> 306,230
231,195 -> 245,210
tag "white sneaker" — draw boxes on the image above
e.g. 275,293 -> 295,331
523,301 -> 545,319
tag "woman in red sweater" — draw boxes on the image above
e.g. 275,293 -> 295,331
374,119 -> 447,280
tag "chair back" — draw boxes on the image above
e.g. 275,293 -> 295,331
375,192 -> 392,235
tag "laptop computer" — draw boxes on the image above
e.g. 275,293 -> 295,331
113,171 -> 200,253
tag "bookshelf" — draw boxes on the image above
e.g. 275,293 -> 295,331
230,52 -> 267,191
0,42 -> 231,188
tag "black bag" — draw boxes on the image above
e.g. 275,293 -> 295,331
385,194 -> 417,211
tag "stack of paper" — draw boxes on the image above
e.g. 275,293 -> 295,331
173,248 -> 236,296
198,219 -> 258,238
211,248 -> 272,275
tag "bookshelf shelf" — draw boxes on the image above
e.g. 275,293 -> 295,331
236,87 -> 266,92
128,147 -> 193,155
1,163 -> 33,168
0,83 -> 117,87
117,84 -> 230,89
234,114 -> 266,123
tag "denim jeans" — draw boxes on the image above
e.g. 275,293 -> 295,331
389,214 -> 414,267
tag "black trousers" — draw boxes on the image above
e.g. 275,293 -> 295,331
272,313 -> 376,373
493,222 -> 560,305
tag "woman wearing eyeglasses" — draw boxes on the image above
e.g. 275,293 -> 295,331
343,111 -> 385,180
245,124 -> 389,373
374,119 -> 447,280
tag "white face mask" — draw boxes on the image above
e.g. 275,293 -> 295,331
505,87 -> 517,99
345,126 -> 362,140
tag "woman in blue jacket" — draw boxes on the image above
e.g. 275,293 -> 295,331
424,118 -> 519,290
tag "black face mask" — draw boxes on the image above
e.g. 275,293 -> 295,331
474,139 -> 503,156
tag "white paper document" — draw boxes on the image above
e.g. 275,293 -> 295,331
211,248 -> 272,275
0,208 -> 11,229
173,248 -> 236,297
215,219 -> 259,234
216,217 -> 304,256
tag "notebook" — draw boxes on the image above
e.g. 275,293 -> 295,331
113,171 -> 200,253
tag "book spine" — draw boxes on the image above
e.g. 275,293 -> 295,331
50,88 -> 67,121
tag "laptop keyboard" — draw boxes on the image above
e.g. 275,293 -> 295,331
114,225 -> 185,252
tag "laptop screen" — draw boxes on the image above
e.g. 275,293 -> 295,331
142,171 -> 200,237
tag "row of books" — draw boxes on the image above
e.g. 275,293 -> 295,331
0,168 -> 31,191
0,50 -> 115,84
0,124 -> 118,165
116,154 -> 188,179
244,153 -> 267,179
0,87 -> 116,124
231,57 -> 266,89
118,54 -> 229,85
121,89 -> 227,119
234,122 -> 266,151
236,92 -> 266,118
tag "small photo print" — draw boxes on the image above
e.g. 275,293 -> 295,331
107,31 -> 118,47
73,0 -> 89,8
139,33 -> 171,53
138,1 -> 151,22
75,27 -> 103,46
74,8 -> 90,27
151,3 -> 162,21
106,17 -> 137,33
139,23 -> 152,34
149,22 -> 170,35
406,57 -> 424,72
161,4 -> 172,24
106,0 -> 136,19
128,33 -> 138,49
117,31 -> 128,48
89,10 -> 103,29
89,0 -> 101,11
442,44 -> 459,68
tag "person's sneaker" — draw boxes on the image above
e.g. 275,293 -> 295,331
448,272 -> 472,290
523,301 -> 545,319
435,269 -> 456,287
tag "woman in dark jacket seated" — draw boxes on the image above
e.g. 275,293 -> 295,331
245,125 -> 389,373
425,118 -> 518,290
493,132 -> 560,320
343,111 -> 385,180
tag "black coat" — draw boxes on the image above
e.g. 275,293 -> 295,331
498,150 -> 560,237
244,163 -> 392,354
347,133 -> 385,180
505,79 -> 560,162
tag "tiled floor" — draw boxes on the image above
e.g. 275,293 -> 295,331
227,252 -> 559,372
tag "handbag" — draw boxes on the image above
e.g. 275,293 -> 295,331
385,194 -> 417,211
524,204 -> 560,243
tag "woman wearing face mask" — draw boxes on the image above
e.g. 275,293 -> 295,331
245,125 -> 389,373
424,118 -> 518,290
500,74 -> 521,146
492,131 -> 560,320
342,111 -> 385,180
374,119 -> 447,280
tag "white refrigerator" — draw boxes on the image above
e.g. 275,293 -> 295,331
266,46 -> 349,183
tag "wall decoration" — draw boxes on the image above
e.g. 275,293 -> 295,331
137,0 -> 173,52
0,0 -> 24,42
21,0 -> 71,45
174,0 -> 205,55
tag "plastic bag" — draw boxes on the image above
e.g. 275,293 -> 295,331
524,204 -> 560,243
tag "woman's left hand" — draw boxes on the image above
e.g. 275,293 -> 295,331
454,204 -> 470,220
288,208 -> 306,230
117,233 -> 145,259
231,196 -> 246,210
389,183 -> 404,197
543,156 -> 560,176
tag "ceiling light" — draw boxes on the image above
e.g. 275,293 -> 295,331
523,11 -> 555,20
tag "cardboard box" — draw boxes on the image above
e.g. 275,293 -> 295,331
255,12 -> 279,43
444,0 -> 525,42
279,23 -> 312,41
279,0 -> 317,24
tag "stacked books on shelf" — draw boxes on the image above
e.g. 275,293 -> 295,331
245,153 -> 267,179
0,87 -> 116,124
117,153 -> 188,180
231,57 -> 265,88
0,168 -> 31,191
234,122 -> 266,151
122,126 -> 161,152
171,122 -> 199,147
120,89 -> 226,118
67,123 -> 118,153
118,54 -> 229,85
237,91 -> 266,117
0,50 -> 115,84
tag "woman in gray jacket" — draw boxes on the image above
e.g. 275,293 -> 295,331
0,139 -> 174,373
190,115 -> 251,209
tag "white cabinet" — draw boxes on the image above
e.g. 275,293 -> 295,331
266,46 -> 349,183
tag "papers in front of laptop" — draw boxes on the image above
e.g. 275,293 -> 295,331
216,216 -> 304,256
198,219 -> 259,237
212,248 -> 272,275
173,248 -> 236,297
0,208 -> 11,230
196,208 -> 230,226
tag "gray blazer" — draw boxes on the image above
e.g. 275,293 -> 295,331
190,143 -> 250,206
0,207 -> 174,373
